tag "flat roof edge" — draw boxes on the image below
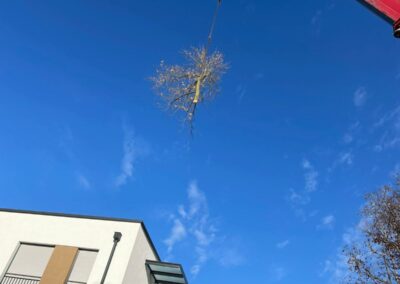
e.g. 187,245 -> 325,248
0,208 -> 161,261
0,208 -> 143,223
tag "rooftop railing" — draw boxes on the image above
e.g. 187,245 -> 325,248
0,273 -> 86,284
0,273 -> 40,284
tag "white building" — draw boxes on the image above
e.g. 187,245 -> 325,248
0,209 -> 188,284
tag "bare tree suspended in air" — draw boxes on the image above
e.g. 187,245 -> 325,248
151,0 -> 228,131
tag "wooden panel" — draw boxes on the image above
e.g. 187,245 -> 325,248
39,246 -> 78,284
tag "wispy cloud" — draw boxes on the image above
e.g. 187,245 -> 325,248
115,125 -> 149,188
115,126 -> 136,187
58,125 -> 76,160
318,215 -> 335,230
58,127 -> 93,190
287,159 -> 320,221
270,266 -> 287,282
164,181 -> 244,277
274,267 -> 286,281
321,219 -> 366,283
320,258 -> 348,283
353,87 -> 367,107
218,244 -> 245,267
236,84 -> 247,104
337,152 -> 353,166
373,105 -> 400,128
76,173 -> 91,190
276,240 -> 290,249
288,189 -> 310,206
329,151 -> 354,172
311,2 -> 336,35
164,219 -> 187,253
287,188 -> 311,221
374,134 -> 400,152
390,163 -> 400,177
165,181 -> 215,276
342,121 -> 360,145
343,133 -> 353,144
302,159 -> 319,192
311,10 -> 323,26
373,105 -> 400,152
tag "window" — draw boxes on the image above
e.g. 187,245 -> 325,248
1,243 -> 97,284
68,249 -> 98,284
2,243 -> 53,283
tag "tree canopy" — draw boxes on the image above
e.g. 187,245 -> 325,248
345,176 -> 400,283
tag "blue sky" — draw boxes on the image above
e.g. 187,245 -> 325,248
0,0 -> 400,283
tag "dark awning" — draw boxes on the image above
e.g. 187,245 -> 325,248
146,260 -> 188,284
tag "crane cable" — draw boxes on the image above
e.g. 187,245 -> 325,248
205,0 -> 222,55
193,0 -> 222,105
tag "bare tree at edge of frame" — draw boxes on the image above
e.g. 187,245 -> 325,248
343,175 -> 400,283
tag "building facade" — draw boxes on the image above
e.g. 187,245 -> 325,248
0,209 -> 187,284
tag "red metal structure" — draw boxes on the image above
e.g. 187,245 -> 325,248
359,0 -> 400,37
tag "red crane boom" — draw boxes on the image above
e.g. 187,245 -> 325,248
360,0 -> 400,37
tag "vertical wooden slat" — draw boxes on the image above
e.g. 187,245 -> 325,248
39,246 -> 78,284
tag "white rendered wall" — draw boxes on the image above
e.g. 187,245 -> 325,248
122,227 -> 158,284
0,211 -> 155,284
